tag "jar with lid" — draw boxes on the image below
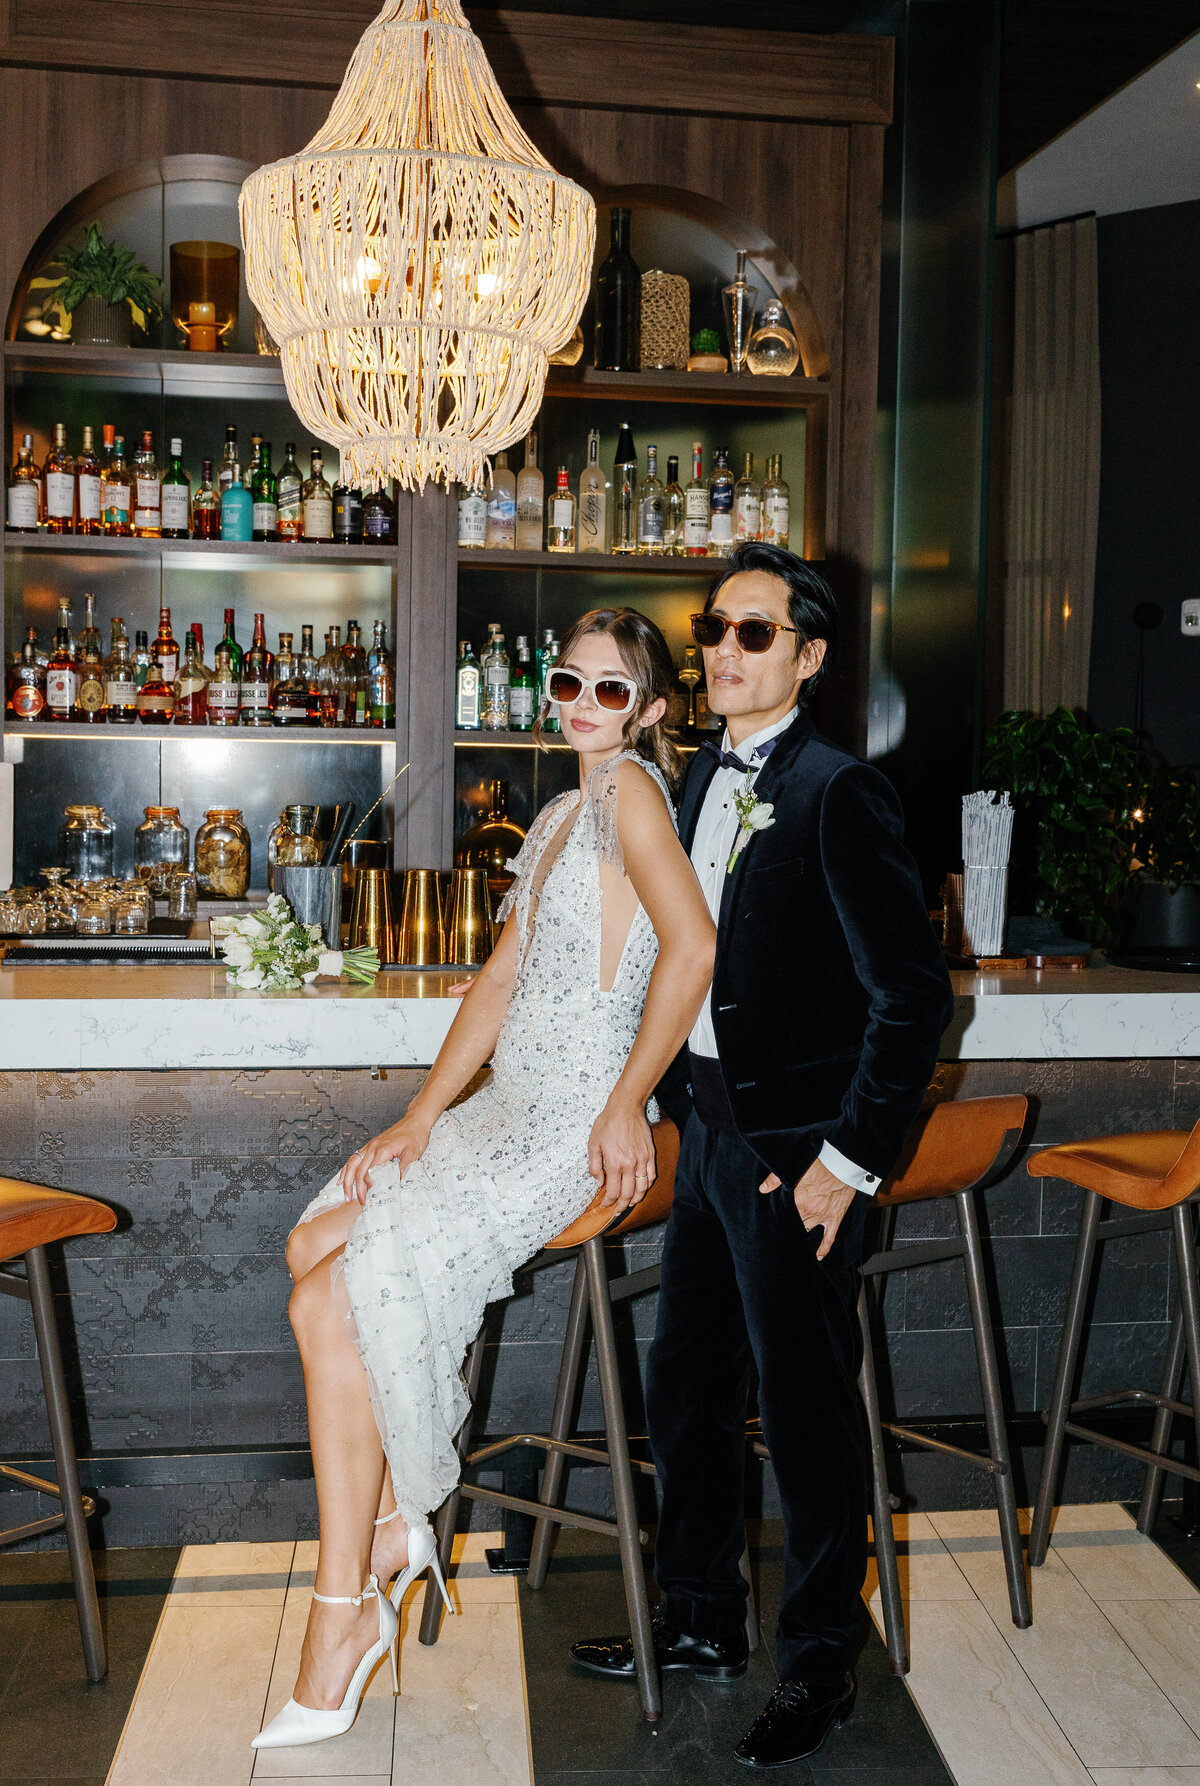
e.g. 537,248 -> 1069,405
194,808 -> 252,899
59,804 -> 116,882
133,806 -> 190,895
267,804 -> 321,891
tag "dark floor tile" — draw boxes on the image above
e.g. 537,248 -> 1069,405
534,1776 -> 655,1785
809,1772 -> 955,1786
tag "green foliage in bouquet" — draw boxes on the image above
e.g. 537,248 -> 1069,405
218,894 -> 379,991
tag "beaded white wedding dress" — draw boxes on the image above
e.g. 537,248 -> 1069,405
296,752 -> 673,1527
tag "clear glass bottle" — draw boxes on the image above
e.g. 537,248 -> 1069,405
192,458 -> 219,539
594,205 -> 640,372
637,443 -> 665,554
684,440 -> 709,556
483,629 -> 511,730
195,809 -> 251,899
174,627 -> 210,724
536,628 -> 560,732
6,434 -> 40,533
208,642 -> 240,727
613,422 -> 637,553
343,620 -> 369,727
104,619 -> 138,725
251,443 -> 278,541
762,453 -> 791,547
367,619 -> 395,728
102,433 -> 133,536
577,427 -> 607,553
76,425 -> 103,535
272,630 -> 295,694
218,423 -> 240,499
272,634 -> 320,727
240,611 -> 273,727
45,626 -> 78,721
302,450 -> 333,541
455,638 -> 481,731
458,481 -> 487,548
298,624 -> 318,691
747,299 -> 800,376
734,451 -> 762,543
44,422 -> 76,533
133,430 -> 161,537
152,606 -> 179,685
485,450 -> 516,549
160,438 -> 191,538
135,660 -> 175,724
276,442 -> 304,542
134,806 -> 190,893
722,249 -> 758,375
515,433 -> 544,551
317,624 -> 350,727
663,455 -> 684,555
547,467 -> 577,552
509,635 -> 534,731
363,483 -> 396,543
707,446 -> 735,557
78,592 -> 102,661
76,637 -> 106,724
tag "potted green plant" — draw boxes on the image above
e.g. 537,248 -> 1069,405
1122,757 -> 1200,952
40,222 -> 162,347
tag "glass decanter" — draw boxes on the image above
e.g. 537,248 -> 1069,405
746,299 -> 800,376
722,250 -> 758,375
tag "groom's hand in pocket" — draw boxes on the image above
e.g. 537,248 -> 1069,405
760,1158 -> 857,1260
588,1096 -> 656,1215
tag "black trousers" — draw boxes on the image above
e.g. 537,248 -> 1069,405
646,1107 -> 869,1681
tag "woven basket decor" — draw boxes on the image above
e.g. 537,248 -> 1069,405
239,0 -> 595,492
639,270 -> 690,371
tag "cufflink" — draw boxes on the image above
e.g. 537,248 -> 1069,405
865,1174 -> 877,1184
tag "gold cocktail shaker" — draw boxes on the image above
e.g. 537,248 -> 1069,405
445,868 -> 495,966
348,867 -> 397,964
396,868 -> 446,966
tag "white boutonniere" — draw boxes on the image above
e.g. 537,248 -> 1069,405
727,774 -> 775,873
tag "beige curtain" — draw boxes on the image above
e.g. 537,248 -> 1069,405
1004,216 -> 1102,713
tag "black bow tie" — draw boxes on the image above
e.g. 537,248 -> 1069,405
701,735 -> 782,775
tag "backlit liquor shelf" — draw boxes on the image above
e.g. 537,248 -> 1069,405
5,722 -> 391,745
4,534 -> 397,567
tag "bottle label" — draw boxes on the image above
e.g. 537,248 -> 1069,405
764,494 -> 790,544
486,665 -> 510,689
510,685 -> 534,725
579,491 -> 606,549
638,498 -> 664,544
252,501 -> 277,534
364,508 -> 392,540
156,651 -> 178,683
104,481 -> 130,518
161,485 -> 190,530
46,667 -> 77,710
684,487 -> 709,549
136,476 -> 160,508
303,497 -> 333,539
456,672 -> 480,727
137,692 -> 174,714
78,472 -> 102,522
12,682 -> 44,718
735,494 -> 761,541
552,498 -> 574,529
458,495 -> 487,546
241,681 -> 270,711
209,684 -> 240,717
105,676 -> 138,706
7,483 -> 38,528
709,511 -> 733,545
485,489 -> 516,547
77,676 -> 105,713
274,703 -> 310,722
46,471 -> 75,518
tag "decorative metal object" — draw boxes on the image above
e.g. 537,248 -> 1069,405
445,867 -> 494,964
349,867 -> 397,962
396,868 -> 446,966
239,0 -> 595,493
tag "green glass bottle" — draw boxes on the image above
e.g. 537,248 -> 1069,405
535,628 -> 560,733
251,442 -> 277,542
160,438 -> 191,539
509,635 -> 534,731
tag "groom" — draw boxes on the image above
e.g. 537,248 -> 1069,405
571,544 -> 954,1766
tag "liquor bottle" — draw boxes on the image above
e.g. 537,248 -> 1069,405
483,629 -> 511,730
578,429 -> 607,553
192,459 -> 220,539
509,635 -> 534,731
8,627 -> 46,721
683,441 -> 708,556
132,630 -> 151,689
363,484 -> 396,543
273,631 -> 295,693
302,450 -> 334,541
174,628 -> 210,724
102,434 -> 133,536
333,482 -> 364,544
160,438 -> 191,539
613,422 -> 637,553
150,607 -> 179,687
317,625 -> 350,727
594,205 -> 639,371
208,644 -> 240,727
103,620 -> 139,725
343,621 -> 368,726
637,443 -> 665,555
485,450 -> 516,549
515,433 -> 544,551
663,455 -> 684,555
135,660 -> 175,724
245,435 -> 263,493
240,613 -> 274,727
218,424 -> 240,498
6,434 -> 40,533
707,446 -> 735,557
212,608 -> 241,681
762,453 -> 791,547
133,431 -> 161,537
695,671 -> 723,732
546,466 -> 577,552
44,423 -> 76,533
366,619 -> 395,727
677,645 -> 702,730
455,639 -> 481,731
536,628 -> 560,733
76,426 -> 103,535
298,624 -> 318,691
272,633 -> 320,727
78,592 -> 102,661
45,626 -> 78,722
276,443 -> 303,542
56,594 -> 74,653
220,472 -> 253,541
734,451 -> 761,543
251,443 -> 278,541
457,482 -> 487,548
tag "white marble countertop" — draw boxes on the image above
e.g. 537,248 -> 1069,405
0,957 -> 1197,1070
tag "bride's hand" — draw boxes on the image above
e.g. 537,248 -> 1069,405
339,1114 -> 433,1205
587,1097 -> 656,1214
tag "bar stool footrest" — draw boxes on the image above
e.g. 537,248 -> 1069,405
0,1462 -> 97,1549
466,1431 -> 658,1476
1063,1388 -> 1194,1421
458,1481 -> 648,1546
1061,1418 -> 1200,1485
881,1421 -> 1010,1476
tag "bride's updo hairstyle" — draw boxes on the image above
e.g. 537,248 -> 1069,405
534,606 -> 684,788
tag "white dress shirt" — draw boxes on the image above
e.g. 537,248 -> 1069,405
688,707 -> 879,1196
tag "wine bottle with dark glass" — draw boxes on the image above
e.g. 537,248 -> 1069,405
593,206 -> 640,372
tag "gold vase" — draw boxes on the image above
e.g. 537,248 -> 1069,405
349,867 -> 396,963
445,868 -> 495,966
397,869 -> 446,966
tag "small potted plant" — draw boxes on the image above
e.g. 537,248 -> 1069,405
39,222 -> 162,347
1123,757 -> 1200,953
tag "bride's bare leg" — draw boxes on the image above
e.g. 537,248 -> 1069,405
288,1246 -> 388,1709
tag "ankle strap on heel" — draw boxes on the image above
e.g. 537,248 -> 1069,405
373,1508 -> 403,1527
313,1573 -> 380,1606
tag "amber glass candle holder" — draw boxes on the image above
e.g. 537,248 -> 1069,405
170,241 -> 240,351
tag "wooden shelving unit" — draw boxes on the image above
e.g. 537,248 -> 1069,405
5,532 -> 398,567
9,722 -> 389,745
457,548 -> 727,576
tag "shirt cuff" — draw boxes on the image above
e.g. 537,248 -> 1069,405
818,1140 -> 881,1196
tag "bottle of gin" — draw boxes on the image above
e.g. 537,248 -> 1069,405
515,433 -> 544,550
133,430 -> 161,538
192,459 -> 220,539
44,423 -> 76,534
302,451 -> 334,541
76,426 -> 103,535
536,628 -> 560,733
663,455 -> 684,555
613,422 -> 637,553
458,482 -> 487,548
707,447 -> 734,557
160,439 -> 191,539
509,635 -> 534,731
683,441 -> 708,556
734,451 -> 762,543
637,444 -> 665,555
547,467 -> 577,552
485,451 -> 516,549
455,639 -> 482,731
276,443 -> 304,542
483,629 -> 511,730
762,454 -> 791,547
578,428 -> 607,553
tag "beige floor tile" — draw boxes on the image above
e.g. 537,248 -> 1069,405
1052,1519 -> 1199,1603
900,1598 -> 1095,1786
249,1780 -> 390,1785
171,1542 -> 296,1608
442,1531 -> 518,1607
1048,1505 -> 1143,1534
1104,1601 -> 1200,1736
108,1602 -> 282,1786
864,1510 -> 975,1603
390,1590 -> 532,1786
1088,1771 -> 1200,1783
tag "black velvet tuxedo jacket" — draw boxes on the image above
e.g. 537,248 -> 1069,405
673,706 -> 955,1192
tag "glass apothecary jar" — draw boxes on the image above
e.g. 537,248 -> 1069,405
134,806 -> 190,895
746,299 -> 800,376
194,808 -> 252,899
267,804 -> 321,891
59,805 -> 116,882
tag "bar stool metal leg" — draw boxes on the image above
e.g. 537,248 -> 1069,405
25,1245 -> 106,1682
857,1282 -> 908,1673
1171,1201 -> 1200,1487
1030,1191 -> 1103,1567
527,1254 -> 590,1590
957,1189 -> 1031,1627
419,1331 -> 487,1645
1138,1298 -> 1186,1535
583,1235 -> 661,1721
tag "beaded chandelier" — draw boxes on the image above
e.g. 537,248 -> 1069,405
239,0 -> 595,493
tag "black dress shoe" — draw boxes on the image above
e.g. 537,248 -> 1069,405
734,1671 -> 856,1767
571,1612 -> 749,1681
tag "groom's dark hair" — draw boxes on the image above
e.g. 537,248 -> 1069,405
705,542 -> 839,699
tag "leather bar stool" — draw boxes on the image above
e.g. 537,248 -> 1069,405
0,1175 -> 116,1681
1028,1117 -> 1200,1568
418,1118 -> 680,1722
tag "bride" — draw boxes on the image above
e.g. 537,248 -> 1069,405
254,606 -> 716,1749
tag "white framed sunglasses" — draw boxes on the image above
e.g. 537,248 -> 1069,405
545,667 -> 639,715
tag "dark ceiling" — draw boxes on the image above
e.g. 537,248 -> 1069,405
469,0 -> 1200,172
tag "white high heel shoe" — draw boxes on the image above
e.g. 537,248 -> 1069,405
375,1507 -> 456,1617
251,1573 -> 398,1750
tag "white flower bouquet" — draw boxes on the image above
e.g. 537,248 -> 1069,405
217,894 -> 380,991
